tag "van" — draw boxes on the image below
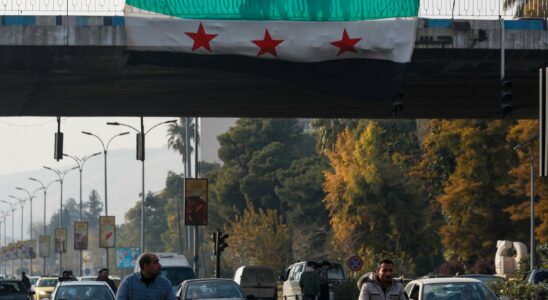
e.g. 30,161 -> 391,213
134,252 -> 195,293
234,266 -> 277,300
281,260 -> 345,300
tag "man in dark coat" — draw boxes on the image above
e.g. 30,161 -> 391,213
97,268 -> 118,294
21,272 -> 31,291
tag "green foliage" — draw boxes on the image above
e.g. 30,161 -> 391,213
487,280 -> 546,300
332,277 -> 359,300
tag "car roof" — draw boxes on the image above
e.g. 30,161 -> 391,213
409,278 -> 483,284
58,281 -> 109,286
184,278 -> 237,284
38,277 -> 58,280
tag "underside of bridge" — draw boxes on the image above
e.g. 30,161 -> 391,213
0,46 -> 545,118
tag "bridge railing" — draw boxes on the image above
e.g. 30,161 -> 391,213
0,0 -> 546,18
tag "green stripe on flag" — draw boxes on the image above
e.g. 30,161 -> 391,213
126,0 -> 420,21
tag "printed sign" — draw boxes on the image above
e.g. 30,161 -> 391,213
39,235 -> 50,258
9,243 -> 15,260
26,240 -> 36,259
74,222 -> 89,250
55,228 -> 67,253
185,178 -> 208,226
116,247 -> 141,269
16,241 -> 25,259
99,216 -> 116,248
347,255 -> 364,272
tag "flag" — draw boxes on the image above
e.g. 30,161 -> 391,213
124,0 -> 420,102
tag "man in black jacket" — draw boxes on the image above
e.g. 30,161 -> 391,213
97,268 -> 117,294
21,272 -> 31,291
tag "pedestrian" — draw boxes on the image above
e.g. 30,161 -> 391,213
97,268 -> 118,294
299,261 -> 320,300
21,272 -> 31,291
58,270 -> 71,282
116,252 -> 176,300
358,259 -> 407,300
318,261 -> 330,300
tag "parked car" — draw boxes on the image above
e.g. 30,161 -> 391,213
524,268 -> 548,285
33,277 -> 58,300
176,278 -> 254,300
456,274 -> 505,284
404,277 -> 500,300
282,260 -> 345,300
234,266 -> 277,300
0,280 -> 34,300
134,252 -> 195,293
50,281 -> 115,300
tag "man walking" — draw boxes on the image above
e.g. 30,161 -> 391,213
299,261 -> 320,300
21,272 -> 31,291
97,268 -> 118,294
359,259 -> 408,300
116,252 -> 176,300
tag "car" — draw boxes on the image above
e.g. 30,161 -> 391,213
33,277 -> 58,300
456,274 -> 504,284
134,253 -> 195,293
404,277 -> 499,300
282,260 -> 345,300
78,276 -> 97,282
176,278 -> 254,300
50,281 -> 115,300
29,276 -> 40,288
524,268 -> 548,285
0,280 -> 35,299
234,266 -> 277,300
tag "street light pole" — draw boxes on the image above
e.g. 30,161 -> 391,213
29,178 -> 59,276
514,134 -> 539,270
14,187 -> 42,275
1,203 -> 17,277
108,118 -> 176,252
43,166 -> 78,275
63,152 -> 100,277
82,131 -> 129,269
8,196 -> 25,274
1,212 -> 6,276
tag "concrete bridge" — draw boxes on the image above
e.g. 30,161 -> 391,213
0,15 -> 546,118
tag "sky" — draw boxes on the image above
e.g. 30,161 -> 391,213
0,117 -> 235,240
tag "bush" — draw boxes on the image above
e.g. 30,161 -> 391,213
487,280 -> 546,300
332,278 -> 359,300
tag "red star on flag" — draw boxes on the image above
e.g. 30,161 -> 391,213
252,29 -> 284,57
330,29 -> 361,56
185,23 -> 217,52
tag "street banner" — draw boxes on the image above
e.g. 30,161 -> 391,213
185,178 -> 208,225
74,222 -> 89,250
9,243 -> 15,260
99,216 -> 116,248
55,228 -> 67,253
26,240 -> 36,259
116,247 -> 141,269
16,241 -> 25,259
39,235 -> 51,258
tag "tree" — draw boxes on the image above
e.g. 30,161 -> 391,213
167,117 -> 196,168
504,0 -> 547,18
311,119 -> 358,155
84,189 -> 103,230
223,201 -> 292,274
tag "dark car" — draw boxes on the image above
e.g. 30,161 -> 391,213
0,280 -> 34,300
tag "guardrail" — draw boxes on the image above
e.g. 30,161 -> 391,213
0,0 -> 546,18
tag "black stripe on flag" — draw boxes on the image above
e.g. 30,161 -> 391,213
541,67 -> 548,177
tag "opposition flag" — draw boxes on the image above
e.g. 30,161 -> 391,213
125,0 -> 418,63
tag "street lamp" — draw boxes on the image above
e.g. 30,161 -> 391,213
14,187 -> 42,275
81,131 -> 129,269
43,166 -> 78,274
2,201 -> 16,276
63,152 -> 100,277
108,117 -> 177,252
8,196 -> 25,273
29,178 -> 60,276
0,211 -> 7,276
514,134 -> 539,270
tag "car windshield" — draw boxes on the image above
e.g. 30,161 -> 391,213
54,285 -> 114,300
161,267 -> 196,287
423,283 -> 497,300
0,281 -> 25,293
185,281 -> 244,299
532,271 -> 548,284
325,263 -> 345,280
242,268 -> 275,282
38,279 -> 58,287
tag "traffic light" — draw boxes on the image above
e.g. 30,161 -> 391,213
212,232 -> 218,255
501,78 -> 512,118
136,132 -> 145,161
217,231 -> 229,255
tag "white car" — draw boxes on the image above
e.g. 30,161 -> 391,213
404,278 -> 502,300
177,278 -> 254,300
50,281 -> 115,300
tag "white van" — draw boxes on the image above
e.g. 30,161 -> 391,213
134,252 -> 195,293
234,266 -> 277,300
282,260 -> 345,300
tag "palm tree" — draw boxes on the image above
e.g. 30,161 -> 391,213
310,118 -> 358,154
503,0 -> 547,18
166,117 -> 197,170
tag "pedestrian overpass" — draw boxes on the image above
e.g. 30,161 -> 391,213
0,0 -> 547,118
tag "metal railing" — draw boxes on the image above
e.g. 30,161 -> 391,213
0,0 -> 546,19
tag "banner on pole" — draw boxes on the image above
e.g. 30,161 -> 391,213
99,216 -> 116,248
185,178 -> 208,226
16,241 -> 25,259
26,240 -> 36,259
9,243 -> 15,260
39,235 -> 50,258
74,222 -> 89,250
116,247 -> 141,269
55,228 -> 67,253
